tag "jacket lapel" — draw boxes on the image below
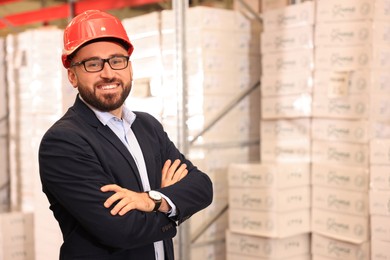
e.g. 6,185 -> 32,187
72,96 -> 143,188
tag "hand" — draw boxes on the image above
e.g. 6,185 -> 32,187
161,159 -> 188,188
101,185 -> 153,216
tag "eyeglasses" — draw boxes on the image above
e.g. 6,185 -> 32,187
71,56 -> 130,72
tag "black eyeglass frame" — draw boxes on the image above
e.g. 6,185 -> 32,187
70,55 -> 130,72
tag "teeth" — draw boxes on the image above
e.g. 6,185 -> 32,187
101,84 -> 117,90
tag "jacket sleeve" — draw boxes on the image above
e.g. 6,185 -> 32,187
134,112 -> 214,225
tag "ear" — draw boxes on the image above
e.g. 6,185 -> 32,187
67,69 -> 78,89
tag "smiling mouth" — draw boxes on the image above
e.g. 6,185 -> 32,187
99,83 -> 119,90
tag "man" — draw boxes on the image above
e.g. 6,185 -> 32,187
38,10 -> 213,260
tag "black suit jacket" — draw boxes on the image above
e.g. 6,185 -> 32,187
38,96 -> 213,260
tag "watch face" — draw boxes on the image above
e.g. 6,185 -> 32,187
149,190 -> 162,200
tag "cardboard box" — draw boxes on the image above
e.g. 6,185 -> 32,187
226,230 -> 310,258
311,233 -> 370,260
227,253 -> 311,260
228,163 -> 311,189
315,21 -> 373,46
261,25 -> 314,53
312,186 -> 369,216
312,163 -> 369,192
316,0 -> 390,22
312,93 -> 369,119
371,70 -> 390,96
260,118 -> 311,140
311,118 -> 369,143
370,95 -> 390,122
261,70 -> 313,97
261,138 -> 311,163
315,46 -> 371,71
371,215 -> 390,242
314,70 -> 370,97
0,212 -> 34,246
262,1 -> 315,31
191,240 -> 225,260
370,121 -> 390,139
370,139 -> 390,164
312,208 -> 369,244
370,189 -> 390,216
229,208 -> 310,238
229,185 -> 310,212
261,94 -> 312,119
312,140 -> 369,167
370,165 -> 390,190
262,49 -> 314,74
371,239 -> 390,260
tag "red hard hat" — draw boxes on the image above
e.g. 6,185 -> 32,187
61,10 -> 134,68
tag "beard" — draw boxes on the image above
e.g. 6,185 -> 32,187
78,79 -> 131,112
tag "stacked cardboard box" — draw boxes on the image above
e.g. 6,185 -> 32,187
226,163 -> 311,259
312,1 -> 390,259
6,28 -> 70,260
225,3 -> 315,259
0,212 -> 34,260
122,12 -> 164,121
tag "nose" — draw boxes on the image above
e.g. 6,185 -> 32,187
100,60 -> 114,78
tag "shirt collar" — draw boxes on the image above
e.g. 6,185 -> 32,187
79,95 -> 136,126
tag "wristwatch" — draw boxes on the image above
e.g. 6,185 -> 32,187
148,190 -> 162,211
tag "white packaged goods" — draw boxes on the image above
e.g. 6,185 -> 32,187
163,50 -> 260,75
370,94 -> 390,122
312,93 -> 368,119
163,29 -> 260,54
161,6 -> 257,32
370,139 -> 390,164
312,186 -> 369,216
191,210 -> 228,243
315,46 -> 371,70
312,208 -> 369,244
314,70 -> 370,97
122,12 -> 160,39
312,140 -> 369,167
226,231 -> 310,259
371,215 -> 390,241
261,70 -> 313,97
371,239 -> 390,260
0,212 -> 34,248
370,121 -> 390,139
229,186 -> 310,212
311,118 -> 369,143
191,240 -> 225,260
261,93 -> 312,119
261,25 -> 314,53
261,138 -> 311,163
312,163 -> 369,192
228,163 -> 311,189
311,233 -> 370,260
229,208 -> 310,238
262,1 -> 315,31
316,0 -> 390,22
262,49 -> 313,74
371,70 -> 390,95
316,21 -> 390,47
370,165 -> 390,190
370,190 -> 390,216
227,253 -> 311,260
260,118 -> 311,140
